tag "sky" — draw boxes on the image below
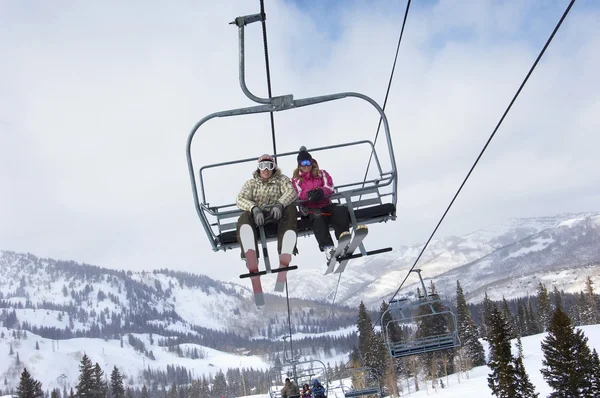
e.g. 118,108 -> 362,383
1,0 -> 599,283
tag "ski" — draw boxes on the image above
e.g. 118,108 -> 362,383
324,231 -> 352,275
238,224 -> 264,307
274,230 -> 297,292
334,225 -> 368,274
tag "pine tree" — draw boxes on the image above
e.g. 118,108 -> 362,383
516,299 -> 526,336
16,368 -> 44,398
552,286 -> 563,310
525,299 -> 540,335
481,292 -> 494,338
486,306 -> 516,397
512,337 -> 538,397
110,367 -> 124,398
93,363 -> 107,398
35,341 -> 39,350
582,276 -> 599,325
500,297 -> 516,338
536,282 -> 552,331
540,305 -> 596,396
357,301 -> 388,377
456,280 -> 485,367
590,349 -> 600,393
76,354 -> 95,398
140,385 -> 148,398
211,371 -> 227,397
50,388 -> 59,398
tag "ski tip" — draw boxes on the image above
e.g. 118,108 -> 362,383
254,293 -> 265,307
274,281 -> 285,292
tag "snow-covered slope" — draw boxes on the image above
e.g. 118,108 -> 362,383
259,212 -> 600,307
0,326 -> 269,393
5,323 -> 599,398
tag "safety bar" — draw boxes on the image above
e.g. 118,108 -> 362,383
197,140 -> 386,205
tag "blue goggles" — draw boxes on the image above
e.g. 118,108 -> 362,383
299,159 -> 312,167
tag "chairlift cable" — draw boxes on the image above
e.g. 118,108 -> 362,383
377,0 -> 577,327
260,0 -> 294,355
361,0 -> 411,187
259,0 -> 278,157
328,272 -> 344,318
285,280 -> 294,358
334,0 -> 411,321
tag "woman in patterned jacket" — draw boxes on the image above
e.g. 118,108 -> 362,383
236,154 -> 298,258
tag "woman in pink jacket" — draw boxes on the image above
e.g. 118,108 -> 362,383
292,146 -> 350,262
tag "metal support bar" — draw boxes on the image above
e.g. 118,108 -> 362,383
258,226 -> 271,272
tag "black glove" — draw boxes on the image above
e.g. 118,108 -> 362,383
251,206 -> 264,226
269,203 -> 283,221
308,188 -> 324,202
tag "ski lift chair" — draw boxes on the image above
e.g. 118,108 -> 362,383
268,359 -> 329,398
381,270 -> 461,358
186,12 -> 398,275
341,367 -> 383,398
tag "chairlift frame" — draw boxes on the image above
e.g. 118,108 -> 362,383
341,366 -> 383,398
186,12 -> 398,274
381,269 -> 460,358
268,359 -> 329,398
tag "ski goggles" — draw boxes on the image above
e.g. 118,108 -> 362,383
299,159 -> 312,167
258,161 -> 275,171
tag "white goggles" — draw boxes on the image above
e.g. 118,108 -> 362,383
258,161 -> 275,171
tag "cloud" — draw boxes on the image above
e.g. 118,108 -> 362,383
1,0 -> 598,284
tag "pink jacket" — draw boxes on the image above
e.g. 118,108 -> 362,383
292,160 -> 335,209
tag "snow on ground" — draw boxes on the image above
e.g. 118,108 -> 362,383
507,236 -> 554,258
3,324 -> 600,398
241,324 -> 600,398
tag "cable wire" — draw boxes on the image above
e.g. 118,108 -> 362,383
361,0 -> 411,187
378,0 -> 577,326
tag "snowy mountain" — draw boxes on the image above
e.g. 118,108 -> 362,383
2,211 -> 600,394
256,212 -> 600,307
0,251 -> 360,364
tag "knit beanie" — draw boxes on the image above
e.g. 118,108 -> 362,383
296,146 -> 312,163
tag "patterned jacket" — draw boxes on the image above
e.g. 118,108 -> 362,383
236,168 -> 297,211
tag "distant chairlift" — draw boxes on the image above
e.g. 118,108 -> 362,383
381,269 -> 461,358
268,359 -> 329,398
341,366 -> 383,398
185,12 -> 398,276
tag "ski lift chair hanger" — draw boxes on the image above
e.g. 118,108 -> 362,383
186,13 -> 398,274
341,366 -> 383,398
381,269 -> 461,358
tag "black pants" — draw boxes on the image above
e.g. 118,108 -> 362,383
307,204 -> 350,251
236,205 -> 298,258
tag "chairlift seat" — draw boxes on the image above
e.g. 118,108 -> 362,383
389,332 -> 459,357
216,202 -> 396,247
344,387 -> 381,397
